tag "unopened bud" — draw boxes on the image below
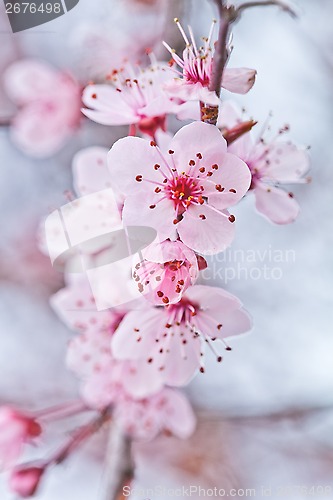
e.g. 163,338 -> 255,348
9,466 -> 45,498
222,120 -> 257,145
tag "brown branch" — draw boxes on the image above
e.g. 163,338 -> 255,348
209,0 -> 230,97
235,0 -> 297,19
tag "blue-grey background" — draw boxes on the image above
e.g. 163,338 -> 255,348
0,0 -> 332,498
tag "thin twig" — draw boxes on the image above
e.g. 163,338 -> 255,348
235,0 -> 297,19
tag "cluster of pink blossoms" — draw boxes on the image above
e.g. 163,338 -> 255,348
0,11 -> 310,499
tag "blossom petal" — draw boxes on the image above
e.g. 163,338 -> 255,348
164,79 -> 220,106
10,103 -> 71,158
162,389 -> 196,439
177,204 -> 235,255
122,192 -> 176,241
185,285 -> 241,316
82,84 -> 138,125
121,361 -> 164,399
222,68 -> 256,95
108,136 -> 165,194
4,60 -> 56,104
214,308 -> 253,339
111,309 -> 166,360
51,275 -> 116,336
176,101 -> 201,121
158,330 -> 202,386
202,152 -> 251,209
72,147 -> 111,196
170,121 -> 227,173
263,142 -> 310,182
254,182 -> 300,224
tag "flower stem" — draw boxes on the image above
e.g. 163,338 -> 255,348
34,400 -> 89,421
48,409 -> 110,466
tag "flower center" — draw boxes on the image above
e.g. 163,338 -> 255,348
165,175 -> 203,214
184,55 -> 211,87
167,297 -> 198,324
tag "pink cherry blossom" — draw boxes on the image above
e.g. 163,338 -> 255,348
108,121 -> 251,255
0,407 -> 42,470
66,326 -> 164,407
52,273 -> 164,403
133,239 -> 200,305
112,285 -> 252,386
163,20 -> 256,107
4,59 -> 82,157
114,387 -> 196,441
82,62 -> 179,138
220,102 -> 311,224
9,466 -> 45,498
51,274 -> 124,336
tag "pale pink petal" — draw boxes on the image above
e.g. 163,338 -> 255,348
263,142 -> 310,182
214,308 -> 253,339
164,79 -> 220,106
4,59 -> 56,104
158,331 -> 202,386
176,101 -> 201,121
178,204 -> 235,255
254,181 -> 300,224
222,68 -> 256,94
162,389 -> 196,439
201,152 -> 251,209
10,103 -> 71,158
81,369 -> 121,410
108,136 -> 165,194
121,360 -> 164,399
139,95 -> 179,118
82,84 -> 138,125
217,100 -> 243,129
111,308 -> 166,360
72,147 -> 111,196
51,275 -> 115,336
227,131 -> 254,162
170,121 -> 227,171
122,192 -> 176,241
185,285 -> 241,316
114,396 -> 161,441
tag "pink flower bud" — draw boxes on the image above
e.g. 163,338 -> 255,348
0,406 -> 42,469
9,466 -> 45,498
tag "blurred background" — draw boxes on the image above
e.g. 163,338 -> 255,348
0,0 -> 332,498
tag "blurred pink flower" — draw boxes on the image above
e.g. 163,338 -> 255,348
112,285 -> 252,386
108,121 -> 251,255
114,387 -> 196,441
52,274 -> 195,440
4,59 -> 82,157
82,63 -> 179,138
66,325 -> 165,407
221,102 -> 311,224
133,239 -> 199,305
163,20 -> 256,106
9,466 -> 45,498
52,274 -> 164,404
0,407 -> 42,470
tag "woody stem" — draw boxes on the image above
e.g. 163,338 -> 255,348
209,0 -> 230,98
235,0 -> 296,18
